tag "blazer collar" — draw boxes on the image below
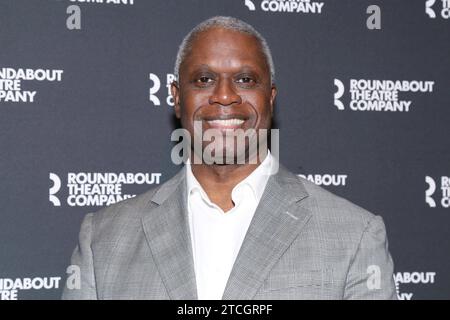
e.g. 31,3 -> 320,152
221,163 -> 312,299
141,167 -> 198,299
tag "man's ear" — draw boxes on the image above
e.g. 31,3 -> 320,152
270,84 -> 277,115
171,80 -> 181,119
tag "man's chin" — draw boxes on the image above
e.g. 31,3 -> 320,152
200,148 -> 256,165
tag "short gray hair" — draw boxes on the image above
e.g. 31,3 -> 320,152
173,16 -> 275,84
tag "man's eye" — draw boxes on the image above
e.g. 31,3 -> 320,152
237,77 -> 254,84
197,76 -> 212,83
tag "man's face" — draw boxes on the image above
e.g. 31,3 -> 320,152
171,27 -> 277,163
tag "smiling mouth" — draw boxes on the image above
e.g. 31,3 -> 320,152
206,118 -> 245,128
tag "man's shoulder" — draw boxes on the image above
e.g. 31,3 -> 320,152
83,185 -> 158,236
94,185 -> 159,219
295,175 -> 381,233
86,168 -> 184,232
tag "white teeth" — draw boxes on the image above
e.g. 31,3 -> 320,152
207,118 -> 244,126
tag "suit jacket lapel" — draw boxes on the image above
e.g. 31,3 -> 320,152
141,163 -> 312,300
221,164 -> 312,300
141,167 -> 198,299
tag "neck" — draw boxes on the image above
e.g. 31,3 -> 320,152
189,153 -> 265,212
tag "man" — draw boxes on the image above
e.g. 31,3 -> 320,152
62,16 -> 397,300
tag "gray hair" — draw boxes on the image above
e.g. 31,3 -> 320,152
173,16 -> 275,84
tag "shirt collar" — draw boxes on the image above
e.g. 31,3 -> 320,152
185,150 -> 273,205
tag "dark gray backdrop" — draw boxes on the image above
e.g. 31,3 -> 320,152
0,0 -> 449,299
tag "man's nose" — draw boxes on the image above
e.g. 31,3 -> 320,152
208,78 -> 242,106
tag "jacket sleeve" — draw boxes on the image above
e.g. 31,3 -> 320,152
61,213 -> 98,300
343,215 -> 397,300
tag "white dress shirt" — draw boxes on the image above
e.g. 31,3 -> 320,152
185,151 -> 273,300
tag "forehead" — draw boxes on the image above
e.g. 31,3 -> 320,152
181,27 -> 269,75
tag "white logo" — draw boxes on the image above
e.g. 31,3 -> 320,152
244,0 -> 324,14
149,73 -> 175,107
0,266 -> 83,300
0,276 -> 61,300
394,271 -> 436,300
426,0 -> 437,18
333,78 -> 434,112
425,176 -> 450,208
426,0 -> 450,19
425,176 -> 437,207
49,172 -> 162,207
298,174 -> 348,187
64,1 -> 135,30
149,73 -> 161,106
245,0 -> 256,11
333,79 -> 345,110
0,67 -> 63,103
68,0 -> 134,6
49,173 -> 62,207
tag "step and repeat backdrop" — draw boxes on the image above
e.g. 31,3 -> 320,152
0,0 -> 449,300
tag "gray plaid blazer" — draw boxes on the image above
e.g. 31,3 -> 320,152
62,164 -> 397,300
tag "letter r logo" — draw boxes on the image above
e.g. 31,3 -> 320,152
425,176 -> 436,207
334,79 -> 345,110
245,0 -> 256,11
49,173 -> 61,206
425,0 -> 437,18
149,73 -> 161,106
